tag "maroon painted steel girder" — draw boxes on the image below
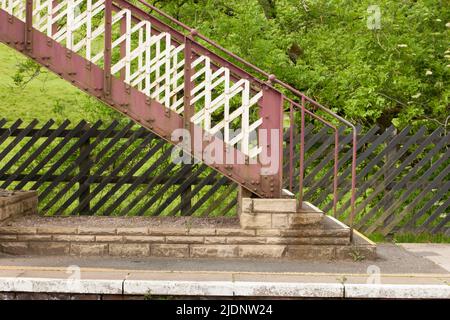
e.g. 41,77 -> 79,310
0,10 -> 277,198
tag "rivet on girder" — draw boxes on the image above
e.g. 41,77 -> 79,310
145,97 -> 151,105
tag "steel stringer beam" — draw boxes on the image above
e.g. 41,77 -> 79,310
0,10 -> 275,198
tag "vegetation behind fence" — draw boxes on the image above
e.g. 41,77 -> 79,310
0,119 -> 448,237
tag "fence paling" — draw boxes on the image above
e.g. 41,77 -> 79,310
0,119 -> 237,217
0,119 -> 448,236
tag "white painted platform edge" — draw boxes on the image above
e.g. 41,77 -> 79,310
0,277 -> 123,295
124,280 -> 343,297
0,277 -> 449,299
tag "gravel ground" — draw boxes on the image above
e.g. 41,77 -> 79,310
0,215 -> 240,229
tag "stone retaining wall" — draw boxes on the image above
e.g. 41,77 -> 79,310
0,220 -> 376,260
0,190 -> 37,222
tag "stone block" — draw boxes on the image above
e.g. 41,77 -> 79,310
52,235 -> 95,242
166,236 -> 204,244
204,236 -> 227,244
190,245 -> 238,258
240,198 -> 253,213
36,227 -> 78,235
0,227 -> 37,234
123,236 -> 165,243
255,229 -> 281,237
116,227 -> 148,235
17,234 -> 52,241
0,242 -> 29,255
95,235 -> 123,242
109,244 -> 150,257
188,229 -> 216,236
151,244 -> 189,258
0,235 -> 17,240
238,245 -> 287,258
70,243 -> 109,256
286,245 -> 335,260
78,227 -> 117,235
29,242 -> 70,255
215,228 -> 255,236
239,213 -> 271,229
271,214 -> 289,228
288,213 -> 323,227
148,228 -> 188,236
226,237 -> 266,244
252,198 -> 297,213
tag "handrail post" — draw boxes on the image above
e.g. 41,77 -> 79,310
332,128 -> 339,217
183,31 -> 196,137
104,0 -> 112,98
25,0 -> 33,54
349,128 -> 358,238
298,96 -> 306,208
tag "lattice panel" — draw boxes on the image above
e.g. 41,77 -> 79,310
1,0 -> 264,158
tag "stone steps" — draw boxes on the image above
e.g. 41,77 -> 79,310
0,216 -> 375,260
0,193 -> 377,260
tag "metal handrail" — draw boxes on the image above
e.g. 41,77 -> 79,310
134,0 -> 358,227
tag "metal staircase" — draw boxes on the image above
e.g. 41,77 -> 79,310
0,0 -> 358,225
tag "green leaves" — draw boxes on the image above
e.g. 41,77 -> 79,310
153,0 -> 449,130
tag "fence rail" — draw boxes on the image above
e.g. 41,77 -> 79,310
0,119 -> 237,217
0,119 -> 448,236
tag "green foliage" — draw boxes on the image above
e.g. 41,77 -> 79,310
369,232 -> 450,243
149,0 -> 449,129
0,43 -> 119,124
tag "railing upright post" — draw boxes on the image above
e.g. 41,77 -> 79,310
332,129 -> 339,217
25,0 -> 33,54
181,31 -> 196,214
349,128 -> 358,234
289,102 -> 294,191
298,96 -> 306,208
104,0 -> 112,98
183,32 -> 196,137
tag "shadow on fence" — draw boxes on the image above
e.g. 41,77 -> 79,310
0,118 -> 448,236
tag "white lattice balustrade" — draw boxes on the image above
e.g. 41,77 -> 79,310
1,0 -> 264,158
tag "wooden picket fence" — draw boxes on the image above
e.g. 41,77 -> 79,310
0,119 -> 237,218
284,123 -> 449,237
0,118 -> 448,236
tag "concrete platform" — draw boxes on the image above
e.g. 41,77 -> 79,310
0,244 -> 448,299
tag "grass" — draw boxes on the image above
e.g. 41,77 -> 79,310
0,43 -> 114,125
369,232 -> 450,244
